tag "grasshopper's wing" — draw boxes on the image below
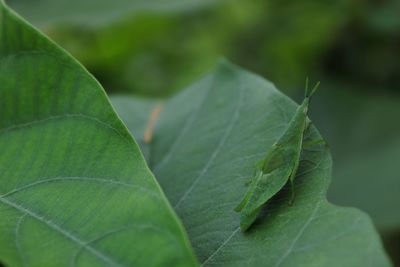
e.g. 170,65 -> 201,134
236,145 -> 291,230
237,171 -> 275,230
238,168 -> 292,231
239,205 -> 263,231
240,166 -> 291,214
234,144 -> 279,212
234,171 -> 262,212
234,186 -> 252,212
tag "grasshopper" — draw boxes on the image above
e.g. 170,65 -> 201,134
235,80 -> 320,231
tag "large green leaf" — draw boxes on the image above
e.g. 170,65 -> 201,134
111,62 -> 392,266
6,0 -> 219,27
0,2 -> 198,266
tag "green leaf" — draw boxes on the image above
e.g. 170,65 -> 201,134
111,61 -> 392,266
6,0 -> 219,27
0,2 -> 198,266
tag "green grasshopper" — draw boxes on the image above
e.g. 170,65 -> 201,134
235,80 -> 320,231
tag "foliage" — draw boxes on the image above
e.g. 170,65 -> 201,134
112,63 -> 391,266
7,0 -> 218,27
1,0 -> 399,265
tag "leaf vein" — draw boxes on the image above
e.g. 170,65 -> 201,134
173,84 -> 244,209
152,77 -> 214,172
1,176 -> 158,199
201,227 -> 241,266
0,114 -> 127,141
0,196 -> 125,267
15,214 -> 27,267
273,201 -> 321,267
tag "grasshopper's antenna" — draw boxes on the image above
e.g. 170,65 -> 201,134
305,77 -> 320,98
309,81 -> 320,98
304,77 -> 309,98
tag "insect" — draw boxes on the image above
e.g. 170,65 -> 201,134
235,80 -> 320,231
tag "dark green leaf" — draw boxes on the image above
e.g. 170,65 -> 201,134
112,62 -> 392,266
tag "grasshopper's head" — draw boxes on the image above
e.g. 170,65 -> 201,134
301,78 -> 320,114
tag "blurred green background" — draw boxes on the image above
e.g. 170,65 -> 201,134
7,0 -> 400,264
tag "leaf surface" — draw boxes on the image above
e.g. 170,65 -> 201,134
0,2 -> 198,266
112,62 -> 392,266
